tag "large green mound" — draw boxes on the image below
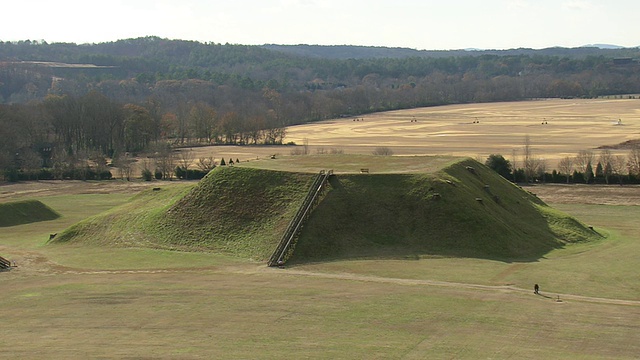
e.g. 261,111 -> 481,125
53,157 -> 598,262
291,158 -> 598,262
0,199 -> 60,227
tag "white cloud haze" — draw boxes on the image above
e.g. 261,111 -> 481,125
1,0 -> 638,49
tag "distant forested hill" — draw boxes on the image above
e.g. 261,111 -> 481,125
2,36 -> 639,105
1,36 -> 640,181
261,43 -> 640,59
2,37 -> 639,103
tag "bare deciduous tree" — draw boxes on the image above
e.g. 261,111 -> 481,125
303,138 -> 310,155
557,156 -> 574,183
575,150 -> 594,174
197,156 -> 216,172
114,152 -> 134,181
155,144 -> 176,180
522,135 -> 538,182
178,148 -> 195,180
611,155 -> 628,185
628,145 -> 640,177
511,148 -> 518,182
537,158 -> 548,183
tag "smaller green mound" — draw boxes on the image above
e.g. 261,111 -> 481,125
53,184 -> 194,246
0,199 -> 60,227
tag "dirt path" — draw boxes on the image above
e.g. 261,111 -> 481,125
263,267 -> 640,307
4,250 -> 637,307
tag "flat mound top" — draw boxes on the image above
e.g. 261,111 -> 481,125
237,154 -> 460,174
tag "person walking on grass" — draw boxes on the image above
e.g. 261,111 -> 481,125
534,284 -> 540,294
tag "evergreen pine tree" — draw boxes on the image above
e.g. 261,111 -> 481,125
595,162 -> 604,179
585,162 -> 594,183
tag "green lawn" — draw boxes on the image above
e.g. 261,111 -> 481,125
1,183 -> 639,359
292,203 -> 640,301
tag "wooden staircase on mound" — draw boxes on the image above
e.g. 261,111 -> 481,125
268,170 -> 332,267
0,255 -> 13,270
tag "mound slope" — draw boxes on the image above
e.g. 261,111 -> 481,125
53,157 -> 598,263
0,199 -> 60,227
54,167 -> 315,260
158,167 -> 315,258
291,158 -> 598,262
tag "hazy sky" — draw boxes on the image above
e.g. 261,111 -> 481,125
3,0 -> 639,50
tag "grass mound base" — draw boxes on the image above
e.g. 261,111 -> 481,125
0,199 -> 60,227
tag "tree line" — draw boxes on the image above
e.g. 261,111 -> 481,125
486,143 -> 640,185
0,89 -> 288,181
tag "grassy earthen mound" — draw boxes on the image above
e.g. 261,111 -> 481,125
53,157 -> 598,262
291,158 -> 598,262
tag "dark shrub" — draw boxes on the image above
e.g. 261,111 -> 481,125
174,166 -> 186,179
4,168 -> 20,182
38,168 -> 55,180
186,169 -> 208,179
142,168 -> 153,181
485,154 -> 512,179
99,170 -> 113,180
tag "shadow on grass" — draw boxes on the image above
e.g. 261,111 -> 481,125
286,250 -> 550,267
536,293 -> 554,299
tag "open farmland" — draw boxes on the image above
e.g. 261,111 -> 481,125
287,98 -> 640,165
188,98 -> 640,169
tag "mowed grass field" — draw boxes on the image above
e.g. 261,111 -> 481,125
1,183 -> 639,359
2,99 -> 640,359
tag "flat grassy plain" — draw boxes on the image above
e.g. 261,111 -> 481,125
2,99 -> 640,359
187,98 -> 640,169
